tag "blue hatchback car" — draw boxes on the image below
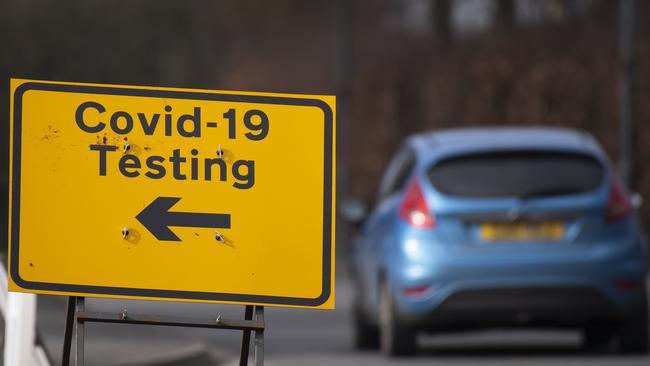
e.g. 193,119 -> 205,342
348,127 -> 649,356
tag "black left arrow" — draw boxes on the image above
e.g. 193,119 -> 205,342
136,197 -> 231,241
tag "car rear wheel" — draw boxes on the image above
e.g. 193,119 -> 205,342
353,302 -> 379,350
618,306 -> 649,354
379,282 -> 416,356
582,323 -> 615,353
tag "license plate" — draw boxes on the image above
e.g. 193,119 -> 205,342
479,221 -> 565,241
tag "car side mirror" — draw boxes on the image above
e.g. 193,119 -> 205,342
339,198 -> 369,225
631,192 -> 643,210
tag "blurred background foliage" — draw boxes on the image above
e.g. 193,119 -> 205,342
2,0 -> 650,251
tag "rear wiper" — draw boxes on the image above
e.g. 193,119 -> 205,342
517,188 -> 580,200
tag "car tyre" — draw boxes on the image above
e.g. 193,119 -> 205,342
379,282 -> 416,357
618,306 -> 649,354
353,303 -> 380,350
583,323 -> 615,353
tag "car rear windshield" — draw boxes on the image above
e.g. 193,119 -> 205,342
427,150 -> 604,198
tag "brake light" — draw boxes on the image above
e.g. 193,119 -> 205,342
605,178 -> 632,222
400,178 -> 435,228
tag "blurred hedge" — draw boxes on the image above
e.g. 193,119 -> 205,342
3,0 -> 650,248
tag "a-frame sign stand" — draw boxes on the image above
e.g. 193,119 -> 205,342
60,296 -> 265,366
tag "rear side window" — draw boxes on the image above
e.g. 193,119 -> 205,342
427,151 -> 604,198
377,147 -> 416,201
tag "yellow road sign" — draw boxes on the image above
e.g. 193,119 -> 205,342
8,79 -> 335,309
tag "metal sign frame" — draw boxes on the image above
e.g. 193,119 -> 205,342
61,296 -> 265,366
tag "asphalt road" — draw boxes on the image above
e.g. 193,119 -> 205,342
36,270 -> 650,366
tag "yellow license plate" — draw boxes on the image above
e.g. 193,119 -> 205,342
480,222 -> 565,241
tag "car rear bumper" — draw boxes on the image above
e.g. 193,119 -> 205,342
398,286 -> 646,331
388,237 -> 649,328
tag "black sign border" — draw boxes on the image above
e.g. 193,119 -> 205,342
10,81 -> 333,307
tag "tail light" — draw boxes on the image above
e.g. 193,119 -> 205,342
400,178 -> 435,228
605,177 -> 632,222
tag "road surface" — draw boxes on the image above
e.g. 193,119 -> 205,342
35,269 -> 650,366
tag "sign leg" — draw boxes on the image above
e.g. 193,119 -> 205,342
61,296 -> 76,366
74,297 -> 85,366
254,306 -> 264,366
239,305 -> 254,366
